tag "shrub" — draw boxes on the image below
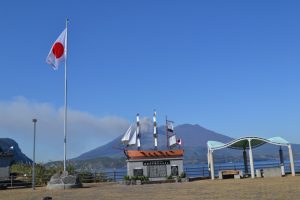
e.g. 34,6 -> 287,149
124,176 -> 149,182
167,174 -> 173,180
180,172 -> 186,178
10,163 -> 77,186
10,163 -> 48,186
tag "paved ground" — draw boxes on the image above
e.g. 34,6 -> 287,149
1,175 -> 300,200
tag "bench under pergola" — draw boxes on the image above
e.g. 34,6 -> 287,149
207,136 -> 296,180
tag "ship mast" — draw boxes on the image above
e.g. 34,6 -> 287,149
136,113 -> 141,150
166,116 -> 168,149
153,111 -> 158,150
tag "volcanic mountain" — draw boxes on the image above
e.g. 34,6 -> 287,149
75,123 -> 300,164
75,124 -> 232,162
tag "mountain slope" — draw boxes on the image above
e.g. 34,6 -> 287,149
74,123 -> 300,164
175,124 -> 233,146
0,138 -> 32,163
75,135 -> 124,160
74,124 -> 234,161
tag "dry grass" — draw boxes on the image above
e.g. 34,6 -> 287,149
1,175 -> 300,200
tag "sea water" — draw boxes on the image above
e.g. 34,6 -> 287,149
102,160 -> 300,181
184,160 -> 300,178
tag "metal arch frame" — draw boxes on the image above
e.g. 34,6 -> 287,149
208,136 -> 290,151
207,136 -> 295,180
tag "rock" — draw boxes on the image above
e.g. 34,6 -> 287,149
61,171 -> 68,177
48,173 -> 64,184
62,175 -> 79,184
47,172 -> 82,190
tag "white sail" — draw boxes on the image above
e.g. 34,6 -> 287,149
168,135 -> 177,147
128,130 -> 137,146
121,125 -> 132,144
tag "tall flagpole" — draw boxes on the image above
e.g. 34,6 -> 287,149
64,18 -> 69,172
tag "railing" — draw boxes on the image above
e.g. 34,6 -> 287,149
0,170 -> 127,188
184,166 -> 210,178
105,170 -> 126,182
77,170 -> 126,183
2,161 -> 299,187
0,175 -> 33,188
184,160 -> 300,178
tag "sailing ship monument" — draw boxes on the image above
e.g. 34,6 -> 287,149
121,112 -> 184,181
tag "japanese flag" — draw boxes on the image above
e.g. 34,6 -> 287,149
46,28 -> 67,69
177,139 -> 182,145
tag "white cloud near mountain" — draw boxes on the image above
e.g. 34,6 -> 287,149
0,97 -> 129,162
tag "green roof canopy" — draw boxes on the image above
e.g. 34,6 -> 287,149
207,136 -> 296,180
207,136 -> 289,151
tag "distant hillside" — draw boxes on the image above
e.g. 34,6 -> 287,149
46,157 -> 127,172
75,135 -> 125,160
175,124 -> 233,146
74,123 -> 300,165
75,123 -> 234,162
0,138 -> 32,163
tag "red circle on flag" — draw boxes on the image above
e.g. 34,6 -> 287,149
52,42 -> 64,59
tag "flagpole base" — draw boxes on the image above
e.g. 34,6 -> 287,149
47,171 -> 82,190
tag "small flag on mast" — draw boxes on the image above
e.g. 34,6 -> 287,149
46,28 -> 67,69
177,139 -> 182,145
167,121 -> 174,132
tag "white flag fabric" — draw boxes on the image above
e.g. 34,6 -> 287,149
167,122 -> 174,132
168,135 -> 177,147
46,28 -> 67,69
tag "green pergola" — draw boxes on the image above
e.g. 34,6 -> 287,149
207,136 -> 295,179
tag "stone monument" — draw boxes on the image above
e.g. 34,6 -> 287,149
47,171 -> 82,189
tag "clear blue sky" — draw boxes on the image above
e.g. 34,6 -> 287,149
0,0 -> 299,162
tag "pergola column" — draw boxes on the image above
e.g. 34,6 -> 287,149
243,149 -> 248,174
279,147 -> 285,176
248,139 -> 255,178
210,150 -> 215,180
288,145 -> 295,176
